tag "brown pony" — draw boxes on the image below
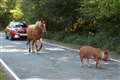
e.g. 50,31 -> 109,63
27,20 -> 46,53
79,46 -> 109,68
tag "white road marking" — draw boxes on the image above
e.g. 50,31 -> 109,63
0,45 -> 15,48
110,58 -> 120,63
22,78 -> 47,80
0,59 -> 21,80
46,47 -> 65,51
0,49 -> 27,53
0,46 -> 3,48
44,42 -> 79,52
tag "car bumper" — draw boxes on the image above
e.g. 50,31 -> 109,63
13,33 -> 27,39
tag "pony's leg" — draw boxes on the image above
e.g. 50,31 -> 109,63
37,39 -> 43,51
35,40 -> 38,52
29,41 -> 31,52
32,40 -> 35,53
37,43 -> 42,51
81,58 -> 83,64
80,56 -> 84,67
40,42 -> 43,50
96,58 -> 100,68
27,40 -> 31,52
87,59 -> 91,67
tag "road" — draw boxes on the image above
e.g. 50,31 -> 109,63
0,33 -> 120,80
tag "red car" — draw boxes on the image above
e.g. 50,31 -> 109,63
4,21 -> 27,40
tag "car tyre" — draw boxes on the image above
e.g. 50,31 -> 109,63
5,33 -> 9,39
8,34 -> 13,40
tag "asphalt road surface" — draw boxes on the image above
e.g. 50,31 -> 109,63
0,33 -> 120,80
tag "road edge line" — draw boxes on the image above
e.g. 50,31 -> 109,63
0,58 -> 21,80
44,41 -> 120,63
109,58 -> 120,63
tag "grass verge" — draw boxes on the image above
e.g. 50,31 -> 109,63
0,65 -> 6,80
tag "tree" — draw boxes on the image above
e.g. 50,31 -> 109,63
10,0 -> 24,21
21,0 -> 82,31
0,0 -> 24,27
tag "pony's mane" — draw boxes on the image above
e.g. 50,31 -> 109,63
35,21 -> 42,27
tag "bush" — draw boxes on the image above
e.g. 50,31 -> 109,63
0,27 -> 4,31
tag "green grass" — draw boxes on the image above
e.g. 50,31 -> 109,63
0,65 -> 6,80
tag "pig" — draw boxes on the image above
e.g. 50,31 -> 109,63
79,46 -> 109,68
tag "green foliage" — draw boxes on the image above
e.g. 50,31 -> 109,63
0,0 -> 24,28
10,0 -> 24,21
0,0 -> 11,27
21,0 -> 82,30
80,0 -> 120,31
45,31 -> 66,41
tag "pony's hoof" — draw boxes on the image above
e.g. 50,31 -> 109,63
29,50 -> 31,52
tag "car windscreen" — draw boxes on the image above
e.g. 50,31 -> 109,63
15,24 -> 27,28
11,22 -> 27,28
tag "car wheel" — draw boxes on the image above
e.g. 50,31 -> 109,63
5,33 -> 9,39
8,34 -> 13,40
